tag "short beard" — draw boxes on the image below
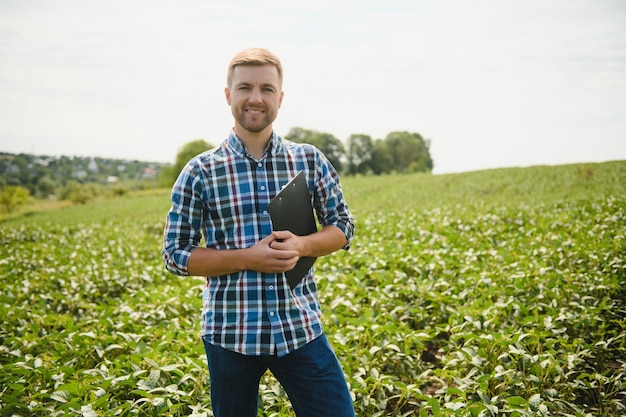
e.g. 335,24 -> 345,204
234,110 -> 274,133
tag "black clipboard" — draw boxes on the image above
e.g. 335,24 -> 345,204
267,171 -> 317,289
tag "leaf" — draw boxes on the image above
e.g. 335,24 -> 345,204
81,404 -> 98,417
444,401 -> 466,410
105,344 -> 124,352
144,358 -> 159,368
160,363 -> 182,371
369,346 -> 382,355
427,397 -> 441,415
386,343 -> 401,352
446,386 -> 465,398
485,404 -> 499,415
56,382 -> 82,394
504,396 -> 527,407
528,394 -> 541,412
477,390 -> 491,405
50,390 -> 70,403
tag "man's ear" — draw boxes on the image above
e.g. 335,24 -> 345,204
225,87 -> 231,105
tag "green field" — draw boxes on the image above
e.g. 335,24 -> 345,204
1,161 -> 625,416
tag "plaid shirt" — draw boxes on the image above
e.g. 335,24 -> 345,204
162,131 -> 354,357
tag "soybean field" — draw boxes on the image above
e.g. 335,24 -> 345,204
1,161 -> 625,416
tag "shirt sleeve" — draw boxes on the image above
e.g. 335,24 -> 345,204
161,161 -> 206,275
313,150 -> 355,250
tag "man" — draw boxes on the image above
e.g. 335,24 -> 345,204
162,47 -> 356,417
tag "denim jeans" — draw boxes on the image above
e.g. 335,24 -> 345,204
202,334 -> 355,417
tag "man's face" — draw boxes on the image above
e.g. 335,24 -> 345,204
225,64 -> 283,136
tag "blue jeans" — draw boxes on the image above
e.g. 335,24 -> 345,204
202,334 -> 355,417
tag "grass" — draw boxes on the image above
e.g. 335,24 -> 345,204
1,160 -> 625,416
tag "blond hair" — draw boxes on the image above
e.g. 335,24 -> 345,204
227,47 -> 283,88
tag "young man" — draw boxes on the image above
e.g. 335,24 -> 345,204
162,47 -> 356,417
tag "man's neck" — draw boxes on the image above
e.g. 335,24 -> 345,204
235,128 -> 272,160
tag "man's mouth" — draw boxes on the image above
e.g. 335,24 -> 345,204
245,108 -> 265,114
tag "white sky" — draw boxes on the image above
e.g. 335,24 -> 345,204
1,0 -> 625,174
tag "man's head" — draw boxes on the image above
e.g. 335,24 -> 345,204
225,48 -> 284,140
227,47 -> 283,89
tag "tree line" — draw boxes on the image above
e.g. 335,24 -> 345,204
285,128 -> 433,176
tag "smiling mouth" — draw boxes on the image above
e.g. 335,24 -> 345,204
245,108 -> 265,114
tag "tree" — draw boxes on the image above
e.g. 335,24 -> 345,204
58,181 -> 96,205
36,176 -> 57,198
369,139 -> 393,175
159,139 -> 213,187
346,134 -> 374,175
0,185 -> 30,213
384,131 -> 433,173
283,127 -> 311,143
285,128 -> 345,173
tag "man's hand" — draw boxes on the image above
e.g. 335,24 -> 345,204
267,230 -> 303,253
270,226 -> 348,259
246,233 -> 300,273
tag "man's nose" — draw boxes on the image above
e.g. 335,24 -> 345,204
249,87 -> 263,102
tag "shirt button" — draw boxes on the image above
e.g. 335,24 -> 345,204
258,162 -> 263,168
263,210 -> 268,215
260,185 -> 266,191
269,311 -> 275,317
269,285 -> 274,290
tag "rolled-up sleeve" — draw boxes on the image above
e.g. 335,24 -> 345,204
162,162 -> 206,276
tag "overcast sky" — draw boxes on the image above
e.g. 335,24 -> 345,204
1,0 -> 625,173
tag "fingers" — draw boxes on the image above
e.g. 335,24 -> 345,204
269,256 -> 299,273
271,230 -> 294,240
252,234 -> 299,273
260,249 -> 299,273
267,230 -> 299,252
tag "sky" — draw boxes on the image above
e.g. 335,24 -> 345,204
1,0 -> 625,174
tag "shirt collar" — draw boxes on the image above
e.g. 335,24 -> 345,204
227,130 -> 283,159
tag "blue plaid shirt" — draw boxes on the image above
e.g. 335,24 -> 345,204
162,131 -> 354,357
